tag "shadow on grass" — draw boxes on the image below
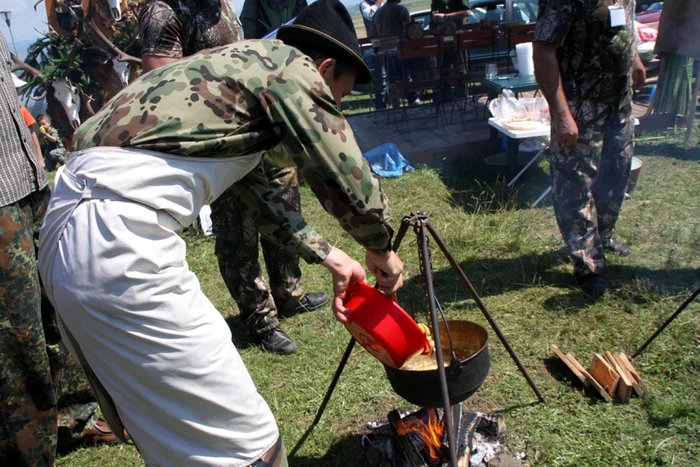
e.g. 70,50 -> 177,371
289,434 -> 366,467
635,142 -> 700,162
543,356 -> 581,388
224,315 -> 257,351
433,156 -> 552,215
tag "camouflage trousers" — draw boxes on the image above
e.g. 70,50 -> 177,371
0,188 -> 97,466
211,162 -> 304,335
550,105 -> 634,277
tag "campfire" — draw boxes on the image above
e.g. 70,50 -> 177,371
362,404 -> 506,467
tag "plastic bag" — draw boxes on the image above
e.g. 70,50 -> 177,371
362,143 -> 414,178
534,97 -> 550,123
501,95 -> 529,123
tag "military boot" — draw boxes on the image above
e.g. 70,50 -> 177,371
254,327 -> 298,355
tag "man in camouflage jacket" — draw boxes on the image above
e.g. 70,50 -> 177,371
534,0 -> 646,295
38,1 -> 404,464
140,0 -> 329,356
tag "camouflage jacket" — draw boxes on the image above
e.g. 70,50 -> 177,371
139,0 -> 244,59
72,40 -> 393,263
534,0 -> 636,126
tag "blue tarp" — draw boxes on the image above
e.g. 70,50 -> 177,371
362,143 -> 414,178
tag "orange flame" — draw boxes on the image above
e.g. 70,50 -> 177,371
395,410 -> 445,460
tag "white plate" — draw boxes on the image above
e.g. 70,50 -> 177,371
505,121 -> 543,131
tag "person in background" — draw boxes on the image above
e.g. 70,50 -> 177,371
0,32 -> 119,466
370,0 -> 421,106
139,0 -> 329,355
37,114 -> 67,171
361,0 -> 387,110
38,1 -> 403,464
240,0 -> 307,40
430,0 -> 472,99
430,0 -> 473,25
19,104 -> 45,169
533,0 -> 645,295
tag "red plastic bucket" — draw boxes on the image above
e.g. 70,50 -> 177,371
343,282 -> 431,368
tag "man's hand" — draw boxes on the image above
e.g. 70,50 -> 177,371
632,53 -> 646,92
433,12 -> 445,22
552,111 -> 579,147
320,247 -> 367,322
365,250 -> 404,296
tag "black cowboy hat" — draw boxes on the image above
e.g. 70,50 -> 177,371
277,0 -> 372,84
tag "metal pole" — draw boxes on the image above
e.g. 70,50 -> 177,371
289,337 -> 357,457
632,286 -> 700,359
504,0 -> 514,23
684,69 -> 699,146
424,220 -> 546,403
418,222 -> 458,467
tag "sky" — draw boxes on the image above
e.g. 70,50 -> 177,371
0,0 -> 48,46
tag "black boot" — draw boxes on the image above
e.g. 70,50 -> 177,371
254,328 -> 298,355
604,237 -> 631,257
575,273 -> 611,297
279,292 -> 329,318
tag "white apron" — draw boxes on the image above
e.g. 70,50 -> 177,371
38,147 -> 279,467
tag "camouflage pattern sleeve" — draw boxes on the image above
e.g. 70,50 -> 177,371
534,0 -> 574,46
139,0 -> 185,59
240,52 -> 394,263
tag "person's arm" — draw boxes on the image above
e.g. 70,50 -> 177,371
533,42 -> 578,146
29,127 -> 45,168
433,0 -> 472,22
39,126 -> 58,143
139,0 -> 184,73
370,17 -> 379,38
632,50 -> 646,91
532,0 -> 577,146
238,56 -> 403,306
400,5 -> 411,28
142,55 -> 179,73
434,9 -> 472,22
361,0 -> 383,21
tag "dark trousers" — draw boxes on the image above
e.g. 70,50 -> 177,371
211,162 -> 304,335
551,104 -> 634,277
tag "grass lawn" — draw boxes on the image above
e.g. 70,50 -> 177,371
56,126 -> 699,466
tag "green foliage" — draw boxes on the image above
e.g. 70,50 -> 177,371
18,31 -> 107,99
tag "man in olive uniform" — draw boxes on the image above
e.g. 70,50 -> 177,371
534,0 -> 646,295
38,1 -> 404,464
140,0 -> 329,356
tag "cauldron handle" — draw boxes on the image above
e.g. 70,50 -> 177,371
436,298 -> 461,366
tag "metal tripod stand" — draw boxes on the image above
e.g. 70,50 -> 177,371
632,285 -> 700,359
290,212 -> 545,465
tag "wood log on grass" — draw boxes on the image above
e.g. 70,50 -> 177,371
590,354 -> 620,397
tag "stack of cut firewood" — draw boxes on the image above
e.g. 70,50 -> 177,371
552,345 -> 647,403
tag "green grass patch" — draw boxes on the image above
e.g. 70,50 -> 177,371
57,128 -> 700,466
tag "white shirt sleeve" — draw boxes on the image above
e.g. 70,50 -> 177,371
360,2 -> 379,21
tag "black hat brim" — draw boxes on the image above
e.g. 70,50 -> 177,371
278,24 -> 373,85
